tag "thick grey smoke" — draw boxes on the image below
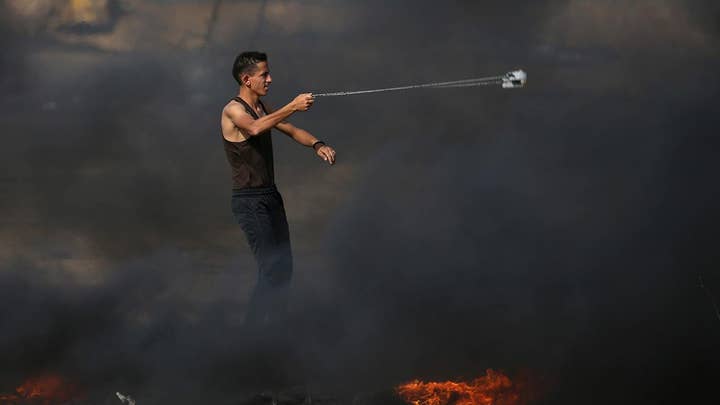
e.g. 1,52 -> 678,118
1,1 -> 719,404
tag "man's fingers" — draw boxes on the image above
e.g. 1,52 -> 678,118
316,146 -> 336,165
325,148 -> 336,164
320,150 -> 333,164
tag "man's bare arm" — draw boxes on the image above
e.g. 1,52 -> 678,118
227,93 -> 314,137
276,121 -> 319,147
262,101 -> 318,146
265,104 -> 336,165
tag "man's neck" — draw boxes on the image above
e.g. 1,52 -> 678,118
238,87 -> 260,108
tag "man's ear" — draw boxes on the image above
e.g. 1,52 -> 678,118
241,73 -> 251,87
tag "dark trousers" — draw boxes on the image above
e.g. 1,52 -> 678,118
231,185 -> 293,327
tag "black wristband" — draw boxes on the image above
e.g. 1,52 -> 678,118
312,141 -> 326,150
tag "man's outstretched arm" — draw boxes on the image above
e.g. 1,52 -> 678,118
226,93 -> 314,137
277,121 -> 336,165
265,103 -> 337,165
275,121 -> 335,164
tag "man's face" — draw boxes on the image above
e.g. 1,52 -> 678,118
245,61 -> 272,96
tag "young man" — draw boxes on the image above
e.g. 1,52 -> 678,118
221,51 -> 336,327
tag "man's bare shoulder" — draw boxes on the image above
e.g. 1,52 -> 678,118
223,99 -> 249,118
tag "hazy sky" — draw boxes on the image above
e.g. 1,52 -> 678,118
1,1 -> 719,404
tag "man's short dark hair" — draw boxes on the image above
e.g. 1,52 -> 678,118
232,51 -> 267,84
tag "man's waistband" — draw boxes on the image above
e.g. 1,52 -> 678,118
232,184 -> 278,197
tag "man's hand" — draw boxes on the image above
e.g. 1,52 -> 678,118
315,144 -> 336,165
291,93 -> 314,111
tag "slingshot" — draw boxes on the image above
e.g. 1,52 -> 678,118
312,70 -> 527,98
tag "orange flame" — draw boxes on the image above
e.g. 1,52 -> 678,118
396,369 -> 520,405
0,375 -> 83,405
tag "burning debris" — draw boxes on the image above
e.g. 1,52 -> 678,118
396,369 -> 519,405
234,374 -> 525,405
0,375 -> 83,405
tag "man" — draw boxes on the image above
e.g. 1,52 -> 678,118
221,51 -> 336,327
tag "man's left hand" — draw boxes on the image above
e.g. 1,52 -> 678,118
316,145 -> 336,165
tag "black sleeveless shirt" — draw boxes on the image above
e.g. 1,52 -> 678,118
223,97 -> 275,189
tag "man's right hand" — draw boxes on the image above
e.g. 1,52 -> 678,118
291,93 -> 314,111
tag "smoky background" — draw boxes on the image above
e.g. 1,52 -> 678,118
0,0 -> 719,404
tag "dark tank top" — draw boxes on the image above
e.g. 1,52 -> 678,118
223,97 -> 275,189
